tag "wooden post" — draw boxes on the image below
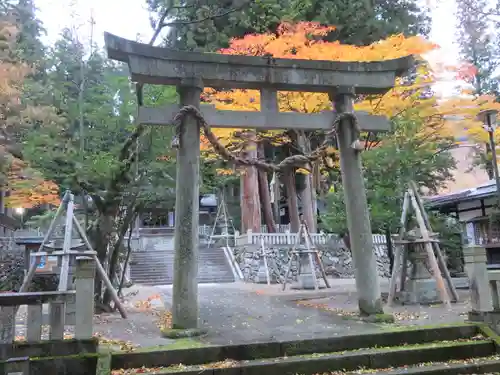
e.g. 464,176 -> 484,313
387,192 -> 410,306
172,78 -> 203,329
332,90 -> 383,315
410,181 -> 459,302
463,246 -> 493,312
58,192 -> 75,291
75,256 -> 96,339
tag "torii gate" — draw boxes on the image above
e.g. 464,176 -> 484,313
104,33 -> 414,329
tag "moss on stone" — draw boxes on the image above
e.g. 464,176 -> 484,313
476,323 -> 500,347
136,339 -> 207,351
160,327 -> 208,339
29,352 -> 99,361
339,312 -> 395,323
362,313 -> 395,323
377,322 -> 475,332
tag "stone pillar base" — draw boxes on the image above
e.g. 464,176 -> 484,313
402,278 -> 441,304
290,273 -> 324,290
255,264 -> 270,284
290,251 -> 324,290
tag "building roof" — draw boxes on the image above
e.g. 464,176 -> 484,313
426,179 -> 498,208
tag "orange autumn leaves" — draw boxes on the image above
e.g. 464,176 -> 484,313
6,158 -> 59,208
201,21 -> 500,163
0,22 -> 59,209
201,22 -> 439,160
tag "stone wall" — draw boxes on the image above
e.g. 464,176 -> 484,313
0,237 -> 58,291
235,235 -> 390,283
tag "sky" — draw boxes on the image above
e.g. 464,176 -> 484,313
36,0 -> 461,96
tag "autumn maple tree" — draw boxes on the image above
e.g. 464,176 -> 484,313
201,22 -> 450,232
0,18 -> 60,209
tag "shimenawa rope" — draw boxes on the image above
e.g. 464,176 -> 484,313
171,105 -> 361,173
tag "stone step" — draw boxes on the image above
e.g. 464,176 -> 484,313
130,275 -> 235,280
130,279 -> 235,286
130,247 -> 235,285
129,246 -> 235,285
110,325 -> 494,374
359,358 -> 500,374
130,264 -> 231,272
130,279 -> 235,284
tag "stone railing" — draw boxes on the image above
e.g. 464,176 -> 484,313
234,230 -> 386,247
0,256 -> 95,344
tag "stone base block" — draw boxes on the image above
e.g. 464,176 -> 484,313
291,273 -> 325,290
402,278 -> 441,305
254,270 -> 271,284
468,310 -> 500,334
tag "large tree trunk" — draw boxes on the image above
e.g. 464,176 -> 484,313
297,132 -> 317,232
89,212 -> 114,311
81,124 -> 144,311
385,226 -> 394,276
240,132 -> 261,232
102,201 -> 138,306
257,143 -> 276,232
284,170 -> 300,232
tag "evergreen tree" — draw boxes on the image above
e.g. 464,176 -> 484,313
456,0 -> 499,96
1,0 -> 46,69
146,0 -> 431,51
456,0 -> 500,179
288,0 -> 430,45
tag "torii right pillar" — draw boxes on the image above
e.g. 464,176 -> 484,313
332,88 -> 382,315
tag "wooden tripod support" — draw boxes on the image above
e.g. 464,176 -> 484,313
282,220 -> 330,291
387,182 -> 458,308
17,190 -> 128,318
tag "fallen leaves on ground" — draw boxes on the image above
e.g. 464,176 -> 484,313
322,354 -> 500,374
296,301 -> 357,318
296,301 -> 428,321
134,294 -> 173,330
134,294 -> 162,310
111,359 -> 239,374
93,332 -> 136,352
110,339 -> 494,374
14,330 -> 75,342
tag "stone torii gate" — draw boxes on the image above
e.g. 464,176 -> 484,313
104,32 -> 414,328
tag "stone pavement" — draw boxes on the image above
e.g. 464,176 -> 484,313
13,279 -> 472,348
159,283 -> 383,345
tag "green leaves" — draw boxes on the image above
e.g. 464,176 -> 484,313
322,115 -> 456,234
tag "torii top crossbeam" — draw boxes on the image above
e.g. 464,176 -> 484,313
104,33 -> 413,94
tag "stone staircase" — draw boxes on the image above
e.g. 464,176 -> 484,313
110,324 -> 500,374
129,246 -> 236,285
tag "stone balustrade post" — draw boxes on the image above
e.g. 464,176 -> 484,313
75,256 -> 96,339
247,229 -> 253,244
463,246 -> 493,312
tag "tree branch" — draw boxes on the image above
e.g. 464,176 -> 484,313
161,0 -> 254,27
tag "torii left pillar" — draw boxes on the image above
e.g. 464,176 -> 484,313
172,78 -> 203,329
